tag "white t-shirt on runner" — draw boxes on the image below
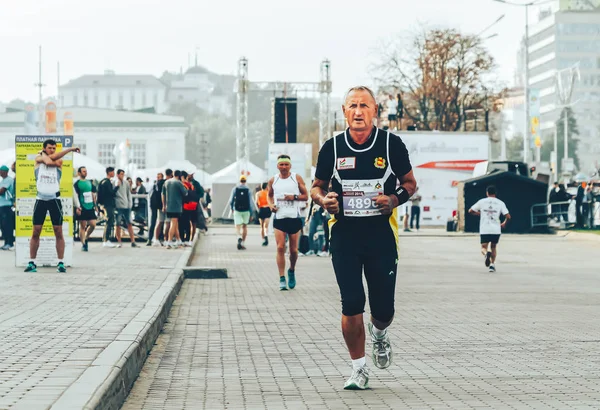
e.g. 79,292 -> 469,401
387,99 -> 398,114
470,197 -> 509,235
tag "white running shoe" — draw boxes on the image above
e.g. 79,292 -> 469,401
152,240 -> 161,247
103,241 -> 117,248
343,366 -> 370,390
368,323 -> 393,369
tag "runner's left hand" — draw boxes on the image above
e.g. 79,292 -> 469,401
374,195 -> 395,215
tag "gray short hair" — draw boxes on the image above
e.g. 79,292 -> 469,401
343,86 -> 377,105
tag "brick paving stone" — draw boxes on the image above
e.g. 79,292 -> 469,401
0,242 -> 187,409
124,226 -> 600,409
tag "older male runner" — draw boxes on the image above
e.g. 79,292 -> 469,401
311,86 -> 416,390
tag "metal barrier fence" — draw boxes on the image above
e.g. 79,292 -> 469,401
74,193 -> 150,241
530,200 -> 599,230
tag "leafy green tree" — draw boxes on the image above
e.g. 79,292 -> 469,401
540,107 -> 579,175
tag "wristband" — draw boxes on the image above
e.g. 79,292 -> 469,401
392,186 -> 410,206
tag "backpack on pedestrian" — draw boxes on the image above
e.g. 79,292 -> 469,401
234,187 -> 250,212
97,177 -> 110,206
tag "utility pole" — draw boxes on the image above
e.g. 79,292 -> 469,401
34,46 -> 45,133
524,4 -> 530,165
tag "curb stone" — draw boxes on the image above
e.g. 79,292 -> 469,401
49,238 -> 201,410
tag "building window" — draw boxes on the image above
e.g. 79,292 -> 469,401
106,93 -> 112,108
98,143 -> 116,166
118,92 -> 124,108
93,93 -> 99,107
78,142 -> 87,156
142,92 -> 147,107
154,92 -> 159,109
130,143 -> 146,168
130,91 -> 135,108
74,95 -> 79,106
83,90 -> 88,106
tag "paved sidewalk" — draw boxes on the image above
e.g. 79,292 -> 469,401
0,241 -> 192,410
124,226 -> 600,409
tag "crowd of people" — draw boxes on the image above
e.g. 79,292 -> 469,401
0,138 -> 213,273
548,180 -> 597,228
94,166 -> 211,252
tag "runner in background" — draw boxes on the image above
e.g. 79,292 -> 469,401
255,182 -> 272,246
73,166 -> 97,252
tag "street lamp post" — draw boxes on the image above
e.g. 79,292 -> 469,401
492,0 -> 549,165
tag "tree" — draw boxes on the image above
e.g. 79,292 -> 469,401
506,133 -> 524,162
375,27 -> 505,131
540,107 -> 579,175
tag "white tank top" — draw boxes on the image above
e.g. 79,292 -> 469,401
35,163 -> 61,200
272,172 -> 300,219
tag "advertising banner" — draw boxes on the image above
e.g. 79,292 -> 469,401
401,132 -> 489,226
529,88 -> 541,149
14,135 -> 74,267
45,102 -> 57,134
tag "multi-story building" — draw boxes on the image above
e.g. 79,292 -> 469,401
0,106 -> 186,169
164,65 -> 234,117
520,4 -> 600,173
58,70 -> 168,114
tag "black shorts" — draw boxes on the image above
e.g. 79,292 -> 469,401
388,114 -> 397,121
33,199 -> 63,226
166,212 -> 181,220
330,220 -> 398,321
480,234 -> 500,244
76,208 -> 97,221
258,207 -> 272,220
273,217 -> 302,235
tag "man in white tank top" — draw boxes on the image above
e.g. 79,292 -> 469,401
25,139 -> 80,273
267,155 -> 309,291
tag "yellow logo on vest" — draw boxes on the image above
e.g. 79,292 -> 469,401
374,157 -> 386,169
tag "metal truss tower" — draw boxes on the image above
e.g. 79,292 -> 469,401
319,59 -> 332,148
236,57 -> 250,177
235,57 -> 332,174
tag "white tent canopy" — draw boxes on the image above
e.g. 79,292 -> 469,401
211,161 -> 268,184
0,148 -> 106,181
138,159 -> 213,187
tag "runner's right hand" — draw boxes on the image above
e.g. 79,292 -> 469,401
322,192 -> 339,214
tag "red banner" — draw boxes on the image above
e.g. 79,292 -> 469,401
416,160 -> 485,171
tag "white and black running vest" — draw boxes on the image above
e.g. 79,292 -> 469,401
331,127 -> 396,221
272,172 -> 301,219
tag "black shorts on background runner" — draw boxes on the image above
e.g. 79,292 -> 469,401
258,207 -> 272,220
33,199 -> 63,226
480,234 -> 500,244
273,218 -> 302,235
76,209 -> 97,221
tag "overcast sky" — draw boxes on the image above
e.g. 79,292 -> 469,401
0,0 -> 557,103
